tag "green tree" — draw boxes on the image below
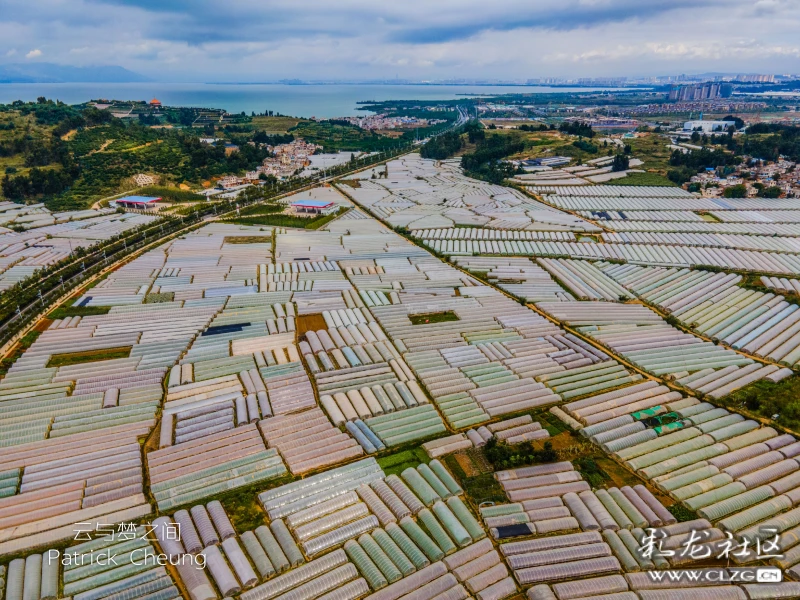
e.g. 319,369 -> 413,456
572,139 -> 597,153
420,130 -> 463,160
667,167 -> 695,185
722,115 -> 745,129
611,153 -> 629,172
759,186 -> 783,198
723,184 -> 748,198
460,132 -> 525,184
559,121 -> 594,138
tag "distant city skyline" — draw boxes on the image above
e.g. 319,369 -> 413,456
0,65 -> 796,85
1,0 -> 799,82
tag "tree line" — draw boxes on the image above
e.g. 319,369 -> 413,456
461,133 -> 525,184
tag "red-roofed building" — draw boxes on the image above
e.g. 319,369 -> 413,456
291,199 -> 336,215
116,195 -> 161,210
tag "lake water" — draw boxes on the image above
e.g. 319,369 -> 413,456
0,82 -> 619,118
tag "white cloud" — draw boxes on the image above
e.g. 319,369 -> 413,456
0,0 -> 799,79
25,48 -> 42,58
5,49 -> 16,57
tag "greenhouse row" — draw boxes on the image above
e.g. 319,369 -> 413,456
258,408 -> 365,474
761,276 -> 800,294
337,155 -> 596,234
8,153 -> 800,600
539,186 -> 697,198
577,210 -> 708,223
451,257 -> 575,303
592,219 -> 800,236
536,300 -> 790,393
601,231 -> 800,255
596,263 -> 800,370
147,424 -> 288,511
3,454 -> 501,600
581,207 -> 800,225
422,238 -> 800,276
543,194 -> 800,210
0,208 -> 157,291
411,230 -> 577,242
527,573 -> 800,600
552,376 -> 800,573
536,259 -> 632,302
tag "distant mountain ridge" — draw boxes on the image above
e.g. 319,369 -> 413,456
0,63 -> 149,83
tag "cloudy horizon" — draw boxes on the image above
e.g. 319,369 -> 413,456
1,0 -> 798,82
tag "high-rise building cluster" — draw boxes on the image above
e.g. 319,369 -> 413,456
734,73 -> 775,82
668,81 -> 733,101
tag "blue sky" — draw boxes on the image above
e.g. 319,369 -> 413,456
1,0 -> 798,80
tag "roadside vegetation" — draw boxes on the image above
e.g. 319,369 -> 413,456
223,205 -> 348,229
0,329 -> 40,378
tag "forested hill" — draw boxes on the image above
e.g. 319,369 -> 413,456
0,99 -> 271,210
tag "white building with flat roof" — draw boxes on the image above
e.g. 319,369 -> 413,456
683,120 -> 733,133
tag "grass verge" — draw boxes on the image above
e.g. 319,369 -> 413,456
607,172 -> 678,187
224,236 -> 273,244
47,346 -> 131,368
446,455 -> 507,506
377,447 -> 430,477
223,207 -> 347,230
721,375 -> 800,432
215,475 -> 294,533
48,305 -> 111,319
136,186 -> 206,202
409,311 -> 459,325
669,504 -> 699,523
0,330 -> 41,378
